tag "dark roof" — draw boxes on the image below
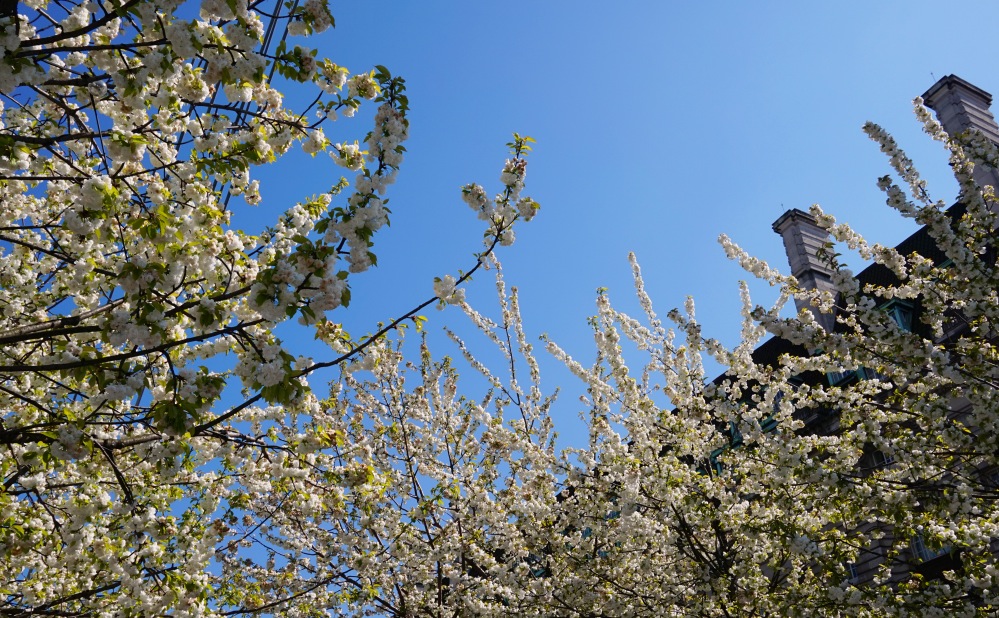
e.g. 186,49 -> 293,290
710,336 -> 823,388
855,202 -> 966,289
726,202 -> 966,382
750,336 -> 809,368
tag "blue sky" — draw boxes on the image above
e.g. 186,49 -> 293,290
252,2 -> 999,444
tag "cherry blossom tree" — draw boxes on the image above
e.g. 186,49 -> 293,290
541,103 -> 998,616
0,1 -> 537,615
321,101 -> 999,616
3,1 -> 998,615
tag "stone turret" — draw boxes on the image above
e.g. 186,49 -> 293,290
772,208 -> 836,332
922,74 -> 999,192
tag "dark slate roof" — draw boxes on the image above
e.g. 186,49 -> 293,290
855,202 -> 966,289
750,336 -> 809,368
710,336 -> 823,388
722,201 -> 966,383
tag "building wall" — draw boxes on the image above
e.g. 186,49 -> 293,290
769,74 -> 999,588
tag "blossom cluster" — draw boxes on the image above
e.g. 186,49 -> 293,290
0,1 -> 538,616
330,100 -> 999,616
3,10 -> 998,610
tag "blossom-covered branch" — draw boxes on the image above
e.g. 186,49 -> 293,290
0,1 -> 539,615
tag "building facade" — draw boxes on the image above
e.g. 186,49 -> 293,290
767,73 -> 999,589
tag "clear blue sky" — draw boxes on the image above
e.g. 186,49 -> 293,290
252,2 -> 999,443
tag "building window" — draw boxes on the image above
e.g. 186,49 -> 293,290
883,300 -> 914,332
871,450 -> 894,468
845,561 -> 859,582
827,369 -> 856,387
911,535 -> 949,563
857,366 -> 888,382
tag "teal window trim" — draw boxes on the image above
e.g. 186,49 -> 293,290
845,561 -> 859,582
881,299 -> 914,332
871,449 -> 894,468
702,381 -> 801,476
911,535 -> 950,563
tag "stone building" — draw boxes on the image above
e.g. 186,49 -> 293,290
765,73 -> 998,586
